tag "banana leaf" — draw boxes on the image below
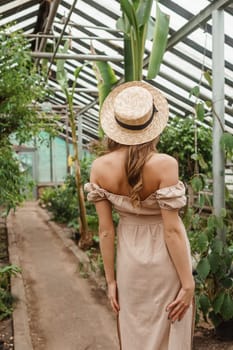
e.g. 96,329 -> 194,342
119,0 -> 154,81
147,2 -> 170,79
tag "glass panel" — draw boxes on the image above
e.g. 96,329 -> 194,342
18,152 -> 36,199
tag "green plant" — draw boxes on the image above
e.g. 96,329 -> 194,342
56,41 -> 92,248
40,157 -> 96,227
0,28 -> 52,144
0,264 -> 21,320
117,0 -> 170,81
158,116 -> 212,181
0,28 -> 55,214
40,181 -> 78,224
0,142 -> 27,215
185,205 -> 233,327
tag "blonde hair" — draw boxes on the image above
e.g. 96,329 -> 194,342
107,137 -> 158,206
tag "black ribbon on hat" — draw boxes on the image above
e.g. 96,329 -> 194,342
115,105 -> 158,131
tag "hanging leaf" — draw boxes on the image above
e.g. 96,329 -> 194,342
191,176 -> 203,192
204,70 -> 212,87
116,16 -> 130,35
198,154 -> 208,169
195,102 -> 205,121
205,100 -> 212,108
147,2 -> 170,79
196,257 -> 210,281
189,86 -> 200,98
220,207 -> 227,218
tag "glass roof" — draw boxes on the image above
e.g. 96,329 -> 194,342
0,0 -> 232,144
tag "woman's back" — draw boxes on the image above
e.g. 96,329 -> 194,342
91,149 -> 178,200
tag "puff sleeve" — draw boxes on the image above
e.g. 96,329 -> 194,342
156,181 -> 186,210
84,183 -> 107,203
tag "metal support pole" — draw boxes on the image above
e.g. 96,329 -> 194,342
212,9 -> 225,239
31,52 -> 123,61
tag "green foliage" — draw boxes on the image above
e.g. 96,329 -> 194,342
220,132 -> 233,160
40,177 -> 79,224
0,264 -> 21,320
186,207 -> 233,327
0,142 -> 28,215
117,0 -> 169,81
158,116 -> 212,181
40,156 -> 96,226
147,2 -> 170,79
0,28 -> 52,144
0,28 -> 56,214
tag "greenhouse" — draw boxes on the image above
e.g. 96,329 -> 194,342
0,0 -> 233,349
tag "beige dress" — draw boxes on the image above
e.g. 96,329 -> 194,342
85,181 -> 194,350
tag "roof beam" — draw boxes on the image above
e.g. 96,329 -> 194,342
36,0 -> 61,56
167,0 -> 232,50
0,0 -> 32,13
31,52 -> 123,61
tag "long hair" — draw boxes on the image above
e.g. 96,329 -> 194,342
107,137 -> 158,206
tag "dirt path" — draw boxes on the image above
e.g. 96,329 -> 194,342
8,202 -> 119,350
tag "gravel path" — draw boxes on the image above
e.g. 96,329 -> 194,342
8,202 -> 119,350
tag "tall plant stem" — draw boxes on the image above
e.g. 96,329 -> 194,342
67,94 -> 88,239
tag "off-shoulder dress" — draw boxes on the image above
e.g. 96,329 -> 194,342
85,181 -> 194,350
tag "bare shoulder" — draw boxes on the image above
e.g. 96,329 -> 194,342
149,153 -> 178,169
90,153 -> 113,183
91,154 -> 108,173
147,153 -> 179,187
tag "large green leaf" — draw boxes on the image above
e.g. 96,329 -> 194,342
124,34 -> 134,81
147,2 -> 170,79
213,291 -> 225,314
196,257 -> 210,281
92,60 -> 118,108
116,15 -> 130,35
136,0 -> 153,27
199,294 -> 210,316
208,253 -> 221,274
197,233 -> 208,253
221,294 -> 233,321
120,0 -> 138,29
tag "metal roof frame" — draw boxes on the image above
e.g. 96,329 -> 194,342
0,0 -> 232,144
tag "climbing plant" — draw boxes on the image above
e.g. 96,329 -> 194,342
158,115 -> 212,181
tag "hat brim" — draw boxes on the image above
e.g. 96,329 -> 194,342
100,81 -> 169,145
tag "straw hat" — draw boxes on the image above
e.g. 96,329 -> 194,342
100,81 -> 169,145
